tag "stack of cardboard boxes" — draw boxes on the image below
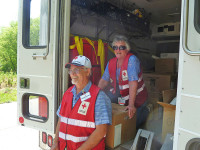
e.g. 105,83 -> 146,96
143,58 -> 177,120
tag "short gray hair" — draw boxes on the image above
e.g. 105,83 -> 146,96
112,35 -> 130,51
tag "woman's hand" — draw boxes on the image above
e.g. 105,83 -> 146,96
125,105 -> 136,119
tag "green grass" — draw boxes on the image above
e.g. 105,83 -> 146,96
0,88 -> 17,104
0,71 -> 17,88
0,72 -> 17,104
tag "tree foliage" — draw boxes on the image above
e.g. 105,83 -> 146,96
0,18 -> 40,73
30,17 -> 40,46
0,21 -> 18,72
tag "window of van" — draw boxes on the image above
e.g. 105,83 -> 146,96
194,0 -> 200,33
22,94 -> 48,122
22,0 -> 49,48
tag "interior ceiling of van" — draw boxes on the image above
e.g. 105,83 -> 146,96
71,0 -> 181,38
107,0 -> 182,24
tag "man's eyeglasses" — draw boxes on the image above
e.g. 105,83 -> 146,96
68,68 -> 85,74
112,45 -> 127,50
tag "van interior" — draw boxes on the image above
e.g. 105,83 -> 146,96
69,0 -> 181,69
66,0 -> 181,149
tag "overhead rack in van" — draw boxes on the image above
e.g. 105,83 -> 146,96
71,0 -> 151,38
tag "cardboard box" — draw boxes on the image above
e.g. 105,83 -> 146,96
143,73 -> 177,120
162,89 -> 177,103
143,73 -> 177,93
158,89 -> 177,142
155,58 -> 176,74
160,53 -> 179,72
105,103 -> 136,149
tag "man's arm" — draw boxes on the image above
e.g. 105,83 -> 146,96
77,124 -> 108,150
98,78 -> 109,89
50,118 -> 61,150
126,80 -> 138,119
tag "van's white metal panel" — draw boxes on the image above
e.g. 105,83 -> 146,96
18,75 -> 52,94
17,0 -> 59,133
18,55 -> 53,76
181,54 -> 200,95
173,0 -> 200,149
176,130 -> 199,150
179,95 -> 200,134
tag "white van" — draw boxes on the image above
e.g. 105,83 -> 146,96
17,0 -> 200,149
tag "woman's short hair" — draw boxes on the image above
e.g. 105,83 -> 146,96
112,35 -> 130,51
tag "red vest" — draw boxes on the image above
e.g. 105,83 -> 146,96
58,85 -> 105,150
108,53 -> 147,107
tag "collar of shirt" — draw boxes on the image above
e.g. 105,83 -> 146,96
70,81 -> 92,107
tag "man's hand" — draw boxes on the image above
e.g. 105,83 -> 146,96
125,105 -> 136,119
50,142 -> 59,150
51,118 -> 60,150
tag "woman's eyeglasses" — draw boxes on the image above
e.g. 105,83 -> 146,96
112,45 -> 127,50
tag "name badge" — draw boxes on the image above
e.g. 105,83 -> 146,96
78,101 -> 90,115
122,70 -> 128,81
80,92 -> 91,101
118,97 -> 125,105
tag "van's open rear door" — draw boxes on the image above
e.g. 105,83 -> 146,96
174,0 -> 200,149
17,0 -> 70,133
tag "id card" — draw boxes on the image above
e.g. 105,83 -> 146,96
80,92 -> 91,101
118,97 -> 125,105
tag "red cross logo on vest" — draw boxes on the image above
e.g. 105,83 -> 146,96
122,70 -> 128,81
74,56 -> 78,60
123,71 -> 126,77
78,101 -> 90,115
82,103 -> 86,109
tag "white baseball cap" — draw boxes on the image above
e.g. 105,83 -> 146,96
65,55 -> 92,68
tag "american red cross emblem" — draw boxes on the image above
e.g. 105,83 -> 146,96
123,72 -> 126,76
82,104 -> 86,109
